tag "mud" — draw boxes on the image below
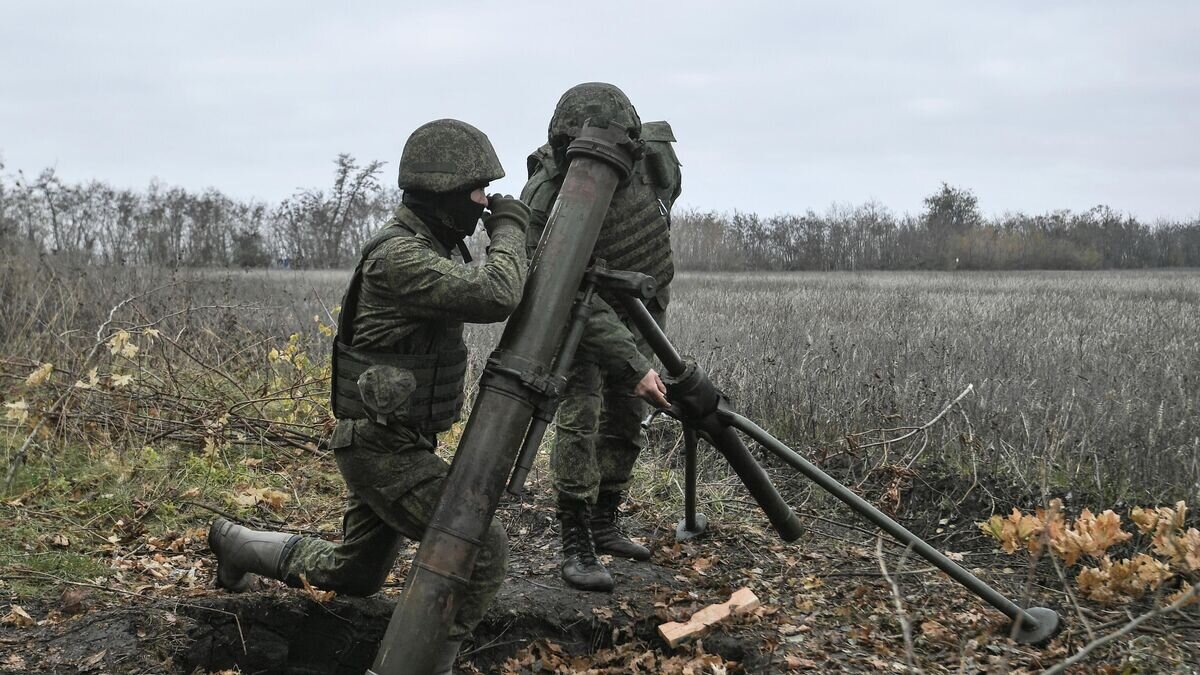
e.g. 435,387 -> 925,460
1,556 -> 761,674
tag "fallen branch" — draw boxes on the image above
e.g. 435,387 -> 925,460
877,535 -> 916,671
847,383 -> 974,453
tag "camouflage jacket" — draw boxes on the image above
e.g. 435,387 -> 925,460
519,122 -> 680,379
352,204 -> 526,351
352,204 -> 648,400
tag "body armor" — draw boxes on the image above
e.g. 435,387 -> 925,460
522,120 -> 681,311
331,222 -> 468,432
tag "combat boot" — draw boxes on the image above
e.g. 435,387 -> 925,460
432,638 -> 463,675
557,495 -> 614,592
591,490 -> 651,561
207,518 -> 300,592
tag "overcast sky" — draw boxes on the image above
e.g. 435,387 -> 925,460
2,1 -> 1197,221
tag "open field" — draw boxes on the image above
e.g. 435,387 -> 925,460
10,265 -> 1194,502
2,263 -> 1198,672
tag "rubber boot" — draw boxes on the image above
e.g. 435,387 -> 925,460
591,491 -> 651,561
432,639 -> 463,675
557,495 -> 613,592
207,518 -> 300,592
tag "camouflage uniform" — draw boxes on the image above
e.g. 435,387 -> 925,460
281,204 -> 525,640
521,83 -> 682,591
209,120 -> 528,649
522,117 -> 681,506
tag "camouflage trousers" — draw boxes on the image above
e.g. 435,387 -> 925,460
279,418 -> 508,640
551,302 -> 667,504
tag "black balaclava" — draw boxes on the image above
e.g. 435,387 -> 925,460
402,189 -> 484,259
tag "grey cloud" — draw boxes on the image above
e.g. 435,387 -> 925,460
2,0 -> 1196,220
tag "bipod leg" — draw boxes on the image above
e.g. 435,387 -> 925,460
608,285 -> 1060,645
675,426 -> 708,541
613,291 -> 803,542
718,408 -> 1061,645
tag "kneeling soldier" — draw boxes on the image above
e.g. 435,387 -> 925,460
208,119 -> 529,674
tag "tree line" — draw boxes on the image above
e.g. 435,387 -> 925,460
0,155 -> 395,268
673,185 -> 1200,271
2,155 -> 1198,270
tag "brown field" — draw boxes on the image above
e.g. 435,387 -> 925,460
2,262 -> 1198,672
13,265 -> 1195,499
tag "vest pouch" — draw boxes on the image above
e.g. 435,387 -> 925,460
332,341 -> 467,433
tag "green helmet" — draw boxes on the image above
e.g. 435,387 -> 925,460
547,82 -> 642,146
398,119 -> 505,193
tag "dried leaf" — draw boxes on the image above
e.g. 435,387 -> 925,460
60,586 -> 91,615
107,329 -> 131,355
299,574 -> 336,603
2,605 -> 35,627
231,486 -> 291,511
80,649 -> 106,668
74,367 -> 101,389
786,655 -> 819,669
25,362 -> 54,386
4,400 -> 29,423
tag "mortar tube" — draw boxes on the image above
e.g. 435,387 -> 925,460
507,284 -> 597,495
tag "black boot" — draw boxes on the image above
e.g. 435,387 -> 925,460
207,518 -> 300,592
557,496 -> 613,592
591,491 -> 651,561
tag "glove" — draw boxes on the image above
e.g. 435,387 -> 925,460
483,194 -> 531,236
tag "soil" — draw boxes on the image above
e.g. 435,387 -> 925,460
3,478 -> 1198,674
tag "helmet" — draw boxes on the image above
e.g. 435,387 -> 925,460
547,82 -> 642,146
398,119 -> 505,192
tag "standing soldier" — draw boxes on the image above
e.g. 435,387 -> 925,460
207,119 -> 530,674
521,83 -> 682,592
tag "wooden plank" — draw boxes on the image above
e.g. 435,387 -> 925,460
657,587 -> 761,647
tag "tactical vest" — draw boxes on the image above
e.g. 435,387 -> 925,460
330,220 -> 468,433
523,120 -> 681,309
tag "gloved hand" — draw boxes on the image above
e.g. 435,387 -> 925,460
483,194 -> 531,236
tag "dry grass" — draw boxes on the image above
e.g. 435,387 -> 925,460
5,263 -> 1196,509
2,260 -> 1198,671
664,270 -> 1200,508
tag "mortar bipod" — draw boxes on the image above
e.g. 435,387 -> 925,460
613,279 -> 1061,646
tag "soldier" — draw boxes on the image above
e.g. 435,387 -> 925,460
521,83 -> 682,592
206,119 -> 527,674
206,119 -> 667,674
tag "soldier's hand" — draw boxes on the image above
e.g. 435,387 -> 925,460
634,369 -> 670,408
484,194 -> 531,235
